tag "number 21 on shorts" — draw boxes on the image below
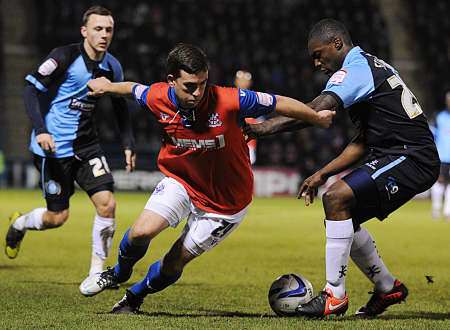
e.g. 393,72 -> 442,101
89,156 -> 111,177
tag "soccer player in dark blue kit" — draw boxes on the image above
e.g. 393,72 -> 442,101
4,6 -> 136,289
246,19 -> 439,318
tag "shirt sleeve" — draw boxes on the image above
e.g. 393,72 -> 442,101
132,84 -> 151,107
322,63 -> 375,109
238,89 -> 276,119
25,47 -> 70,92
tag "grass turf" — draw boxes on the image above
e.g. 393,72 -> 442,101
0,189 -> 449,329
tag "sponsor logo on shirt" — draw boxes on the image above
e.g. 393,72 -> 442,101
256,92 -> 274,106
208,113 -> 222,127
171,134 -> 225,150
69,98 -> 96,112
329,69 -> 347,84
38,58 -> 58,76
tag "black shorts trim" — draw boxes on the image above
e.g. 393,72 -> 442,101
87,183 -> 114,197
46,201 -> 69,212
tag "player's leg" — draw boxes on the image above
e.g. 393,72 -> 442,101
351,227 -> 395,293
347,156 -> 437,317
88,190 -> 116,275
111,209 -> 245,313
442,164 -> 450,221
80,177 -> 189,297
74,152 -> 118,283
296,179 -> 354,318
114,209 -> 169,282
431,164 -> 447,219
5,155 -> 73,258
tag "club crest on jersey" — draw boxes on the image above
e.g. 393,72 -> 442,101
38,58 -> 58,76
171,134 -> 225,150
329,69 -> 347,84
160,112 -> 170,121
208,113 -> 222,127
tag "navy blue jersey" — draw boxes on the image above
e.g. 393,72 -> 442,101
322,46 -> 438,166
26,43 -> 124,158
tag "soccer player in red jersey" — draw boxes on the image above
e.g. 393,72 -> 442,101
79,43 -> 335,313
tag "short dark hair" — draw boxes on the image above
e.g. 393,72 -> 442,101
82,6 -> 112,26
167,43 -> 209,78
308,18 -> 352,45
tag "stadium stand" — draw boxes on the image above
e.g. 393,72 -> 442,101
410,0 -> 450,111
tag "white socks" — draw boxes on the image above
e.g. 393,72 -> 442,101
350,227 -> 395,293
444,185 -> 450,219
90,214 -> 116,275
325,219 -> 354,299
431,182 -> 444,218
12,208 -> 46,231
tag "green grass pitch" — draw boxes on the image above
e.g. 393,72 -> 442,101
0,189 -> 449,329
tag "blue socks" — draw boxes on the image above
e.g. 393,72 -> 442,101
113,229 -> 149,282
129,260 -> 182,298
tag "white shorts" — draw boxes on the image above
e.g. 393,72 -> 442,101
145,177 -> 248,256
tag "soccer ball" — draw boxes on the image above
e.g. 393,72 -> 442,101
268,273 -> 314,316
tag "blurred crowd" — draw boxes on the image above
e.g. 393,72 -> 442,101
410,0 -> 450,112
34,0 -> 391,175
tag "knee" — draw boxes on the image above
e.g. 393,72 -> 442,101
322,186 -> 352,214
96,197 -> 116,218
129,225 -> 153,244
44,209 -> 69,228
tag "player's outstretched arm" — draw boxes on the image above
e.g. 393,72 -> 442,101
275,95 -> 336,128
245,94 -> 339,139
87,77 -> 137,97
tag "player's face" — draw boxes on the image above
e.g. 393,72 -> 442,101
169,70 -> 208,109
81,14 -> 114,55
308,38 -> 343,76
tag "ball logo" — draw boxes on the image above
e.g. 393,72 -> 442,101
45,180 -> 61,195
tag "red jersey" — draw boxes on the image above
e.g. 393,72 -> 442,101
143,83 -> 253,214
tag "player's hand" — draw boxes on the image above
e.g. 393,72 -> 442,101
124,149 -> 136,172
36,133 -> 56,153
87,77 -> 112,97
297,171 -> 327,206
243,122 -> 270,140
316,110 -> 336,128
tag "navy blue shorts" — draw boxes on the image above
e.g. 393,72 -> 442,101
33,148 -> 114,212
343,155 -> 439,228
